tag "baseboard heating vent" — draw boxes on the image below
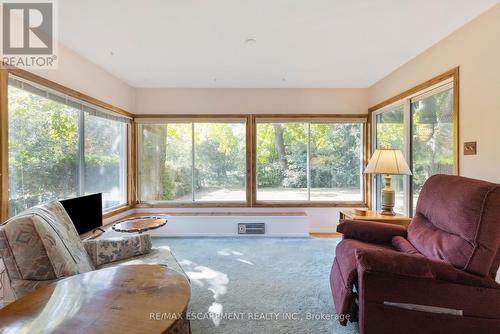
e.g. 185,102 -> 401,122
238,223 -> 265,234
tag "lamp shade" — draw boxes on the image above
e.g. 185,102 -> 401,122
364,149 -> 412,175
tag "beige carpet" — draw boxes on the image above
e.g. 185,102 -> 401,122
154,237 -> 359,334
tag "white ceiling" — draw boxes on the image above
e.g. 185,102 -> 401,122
58,0 -> 499,88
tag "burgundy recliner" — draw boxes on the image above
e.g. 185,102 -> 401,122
330,175 -> 500,334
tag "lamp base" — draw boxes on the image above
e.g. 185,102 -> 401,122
380,174 -> 396,216
380,208 -> 396,216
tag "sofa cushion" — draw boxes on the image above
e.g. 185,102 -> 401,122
99,245 -> 188,279
409,175 -> 500,277
355,248 -> 500,288
84,234 -> 152,267
391,236 -> 422,256
0,201 -> 94,281
0,216 -> 53,281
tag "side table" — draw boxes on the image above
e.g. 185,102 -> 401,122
339,209 -> 411,228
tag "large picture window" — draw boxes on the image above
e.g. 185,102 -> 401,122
138,119 -> 247,203
7,76 -> 129,216
411,85 -> 455,212
255,119 -> 365,203
137,116 -> 366,206
372,73 -> 458,216
374,104 -> 407,214
3,74 -> 371,217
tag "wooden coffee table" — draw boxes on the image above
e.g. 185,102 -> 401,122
112,216 -> 167,233
0,265 -> 191,334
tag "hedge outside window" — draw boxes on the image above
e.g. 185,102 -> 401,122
7,76 -> 129,216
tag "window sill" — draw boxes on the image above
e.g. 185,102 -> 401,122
102,204 -> 134,219
136,202 -> 250,208
135,201 -> 366,208
252,201 -> 367,208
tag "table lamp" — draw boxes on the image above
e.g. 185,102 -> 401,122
364,149 -> 412,216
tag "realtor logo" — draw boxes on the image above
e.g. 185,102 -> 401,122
1,0 -> 58,68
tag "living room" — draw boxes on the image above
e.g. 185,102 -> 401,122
0,1 -> 499,333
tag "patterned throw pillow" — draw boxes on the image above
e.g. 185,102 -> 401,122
0,201 -> 95,281
84,234 -> 152,267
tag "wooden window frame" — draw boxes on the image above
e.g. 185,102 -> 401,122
251,114 -> 369,208
368,67 -> 460,215
135,114 -> 369,208
134,114 -> 252,208
0,67 -> 135,221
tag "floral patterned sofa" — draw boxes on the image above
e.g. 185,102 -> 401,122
0,201 -> 187,302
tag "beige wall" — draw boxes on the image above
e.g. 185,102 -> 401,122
135,88 -> 368,115
25,45 -> 367,116
28,44 -> 135,112
368,3 -> 500,184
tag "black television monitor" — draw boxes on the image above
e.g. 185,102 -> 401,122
60,193 -> 103,235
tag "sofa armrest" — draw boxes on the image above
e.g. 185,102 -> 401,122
355,248 -> 499,288
83,234 -> 152,267
337,219 -> 407,244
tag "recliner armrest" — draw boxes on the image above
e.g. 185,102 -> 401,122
337,219 -> 407,244
83,234 -> 152,267
355,248 -> 499,288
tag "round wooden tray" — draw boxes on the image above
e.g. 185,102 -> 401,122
112,216 -> 167,233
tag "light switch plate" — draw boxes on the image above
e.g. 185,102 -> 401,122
464,141 -> 477,155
